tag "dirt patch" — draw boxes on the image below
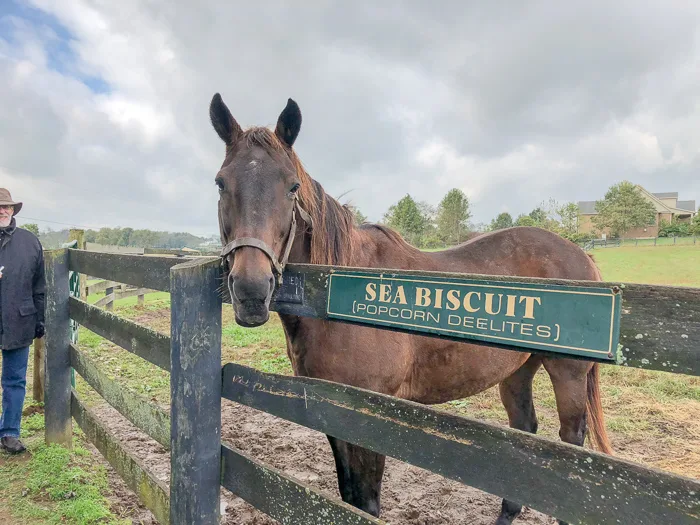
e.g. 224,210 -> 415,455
130,309 -> 170,335
0,503 -> 20,525
22,405 -> 43,417
90,400 -> 552,525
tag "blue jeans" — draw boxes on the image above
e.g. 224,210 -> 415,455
0,346 -> 30,438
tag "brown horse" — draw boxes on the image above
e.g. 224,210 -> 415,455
209,93 -> 612,525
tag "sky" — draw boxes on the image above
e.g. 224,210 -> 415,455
1,1 -> 699,237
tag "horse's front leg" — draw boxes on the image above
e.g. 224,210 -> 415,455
327,436 -> 386,517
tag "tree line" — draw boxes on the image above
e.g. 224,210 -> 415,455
20,224 -> 216,250
369,188 -> 585,249
360,181 -> 699,249
21,181 -> 699,251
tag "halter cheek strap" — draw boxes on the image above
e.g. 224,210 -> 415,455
219,194 -> 313,285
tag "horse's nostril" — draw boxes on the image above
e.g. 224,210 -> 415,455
269,276 -> 275,293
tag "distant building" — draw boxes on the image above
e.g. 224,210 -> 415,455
578,186 -> 696,239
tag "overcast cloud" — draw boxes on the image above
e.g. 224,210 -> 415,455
1,0 -> 699,236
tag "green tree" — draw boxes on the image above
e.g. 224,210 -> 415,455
529,207 -> 548,225
692,209 -> 700,235
592,181 -> 657,237
118,227 -> 134,246
383,194 -> 429,246
22,223 -> 40,235
557,202 -> 580,236
514,214 -> 536,227
489,212 -> 513,231
436,189 -> 472,245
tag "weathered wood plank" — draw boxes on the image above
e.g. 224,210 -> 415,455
86,280 -> 118,296
68,249 -> 186,292
169,259 -> 222,525
144,248 -> 191,257
68,253 -> 699,374
616,282 -> 699,375
113,287 -> 154,301
44,249 -> 73,446
94,293 -> 115,308
222,363 -> 700,525
32,336 -> 45,403
269,264 -> 700,376
70,345 -> 170,449
69,297 -> 170,371
71,392 -> 170,525
220,444 -> 383,524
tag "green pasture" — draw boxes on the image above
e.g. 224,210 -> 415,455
590,245 -> 700,287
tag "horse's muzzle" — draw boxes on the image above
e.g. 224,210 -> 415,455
234,301 -> 270,327
228,272 -> 275,327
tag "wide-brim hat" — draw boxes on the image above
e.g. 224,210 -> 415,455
0,188 -> 22,215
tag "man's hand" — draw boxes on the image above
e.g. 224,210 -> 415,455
35,323 -> 45,339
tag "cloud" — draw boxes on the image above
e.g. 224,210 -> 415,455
1,0 -> 699,239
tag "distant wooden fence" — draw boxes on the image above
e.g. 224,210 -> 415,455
582,235 -> 698,250
42,250 -> 700,524
87,280 -> 155,310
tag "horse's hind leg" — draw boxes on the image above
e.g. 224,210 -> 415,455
495,355 -> 542,525
542,357 -> 597,525
327,436 -> 386,517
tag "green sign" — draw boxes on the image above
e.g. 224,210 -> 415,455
326,271 -> 623,362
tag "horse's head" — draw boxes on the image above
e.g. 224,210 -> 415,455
209,93 -> 311,327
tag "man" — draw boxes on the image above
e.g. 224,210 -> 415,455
0,188 -> 45,454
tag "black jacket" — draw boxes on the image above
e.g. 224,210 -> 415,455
0,219 -> 46,350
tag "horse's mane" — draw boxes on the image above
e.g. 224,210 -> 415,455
242,127 -> 413,266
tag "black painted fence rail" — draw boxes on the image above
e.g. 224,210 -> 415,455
69,297 -> 171,371
220,444 -> 383,524
221,363 -> 700,525
71,392 -> 170,525
70,344 -> 170,449
68,250 -> 700,376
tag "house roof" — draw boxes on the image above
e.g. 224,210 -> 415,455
652,192 -> 678,199
578,189 -> 696,216
577,201 -> 597,214
677,200 -> 696,212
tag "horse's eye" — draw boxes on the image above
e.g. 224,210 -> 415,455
215,178 -> 225,192
289,183 -> 300,196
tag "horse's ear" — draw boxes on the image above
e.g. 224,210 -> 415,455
210,93 -> 242,146
275,98 -> 302,147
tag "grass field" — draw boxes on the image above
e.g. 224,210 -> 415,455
589,245 -> 700,287
1,244 -> 699,523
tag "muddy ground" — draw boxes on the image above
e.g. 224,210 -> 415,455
91,399 -> 552,525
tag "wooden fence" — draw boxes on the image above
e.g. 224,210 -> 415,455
582,235 -> 698,250
87,280 -> 154,310
42,249 -> 700,524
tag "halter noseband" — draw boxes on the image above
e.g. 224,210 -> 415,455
219,194 -> 313,286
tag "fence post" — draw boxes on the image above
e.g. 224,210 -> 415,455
68,229 -> 87,302
44,249 -> 72,447
169,258 -> 222,525
105,285 -> 114,311
32,336 -> 45,402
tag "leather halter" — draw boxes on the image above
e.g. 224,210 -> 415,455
219,194 -> 313,286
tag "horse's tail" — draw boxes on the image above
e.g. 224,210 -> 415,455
586,363 -> 613,454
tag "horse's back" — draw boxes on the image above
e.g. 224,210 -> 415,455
429,226 -> 600,282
